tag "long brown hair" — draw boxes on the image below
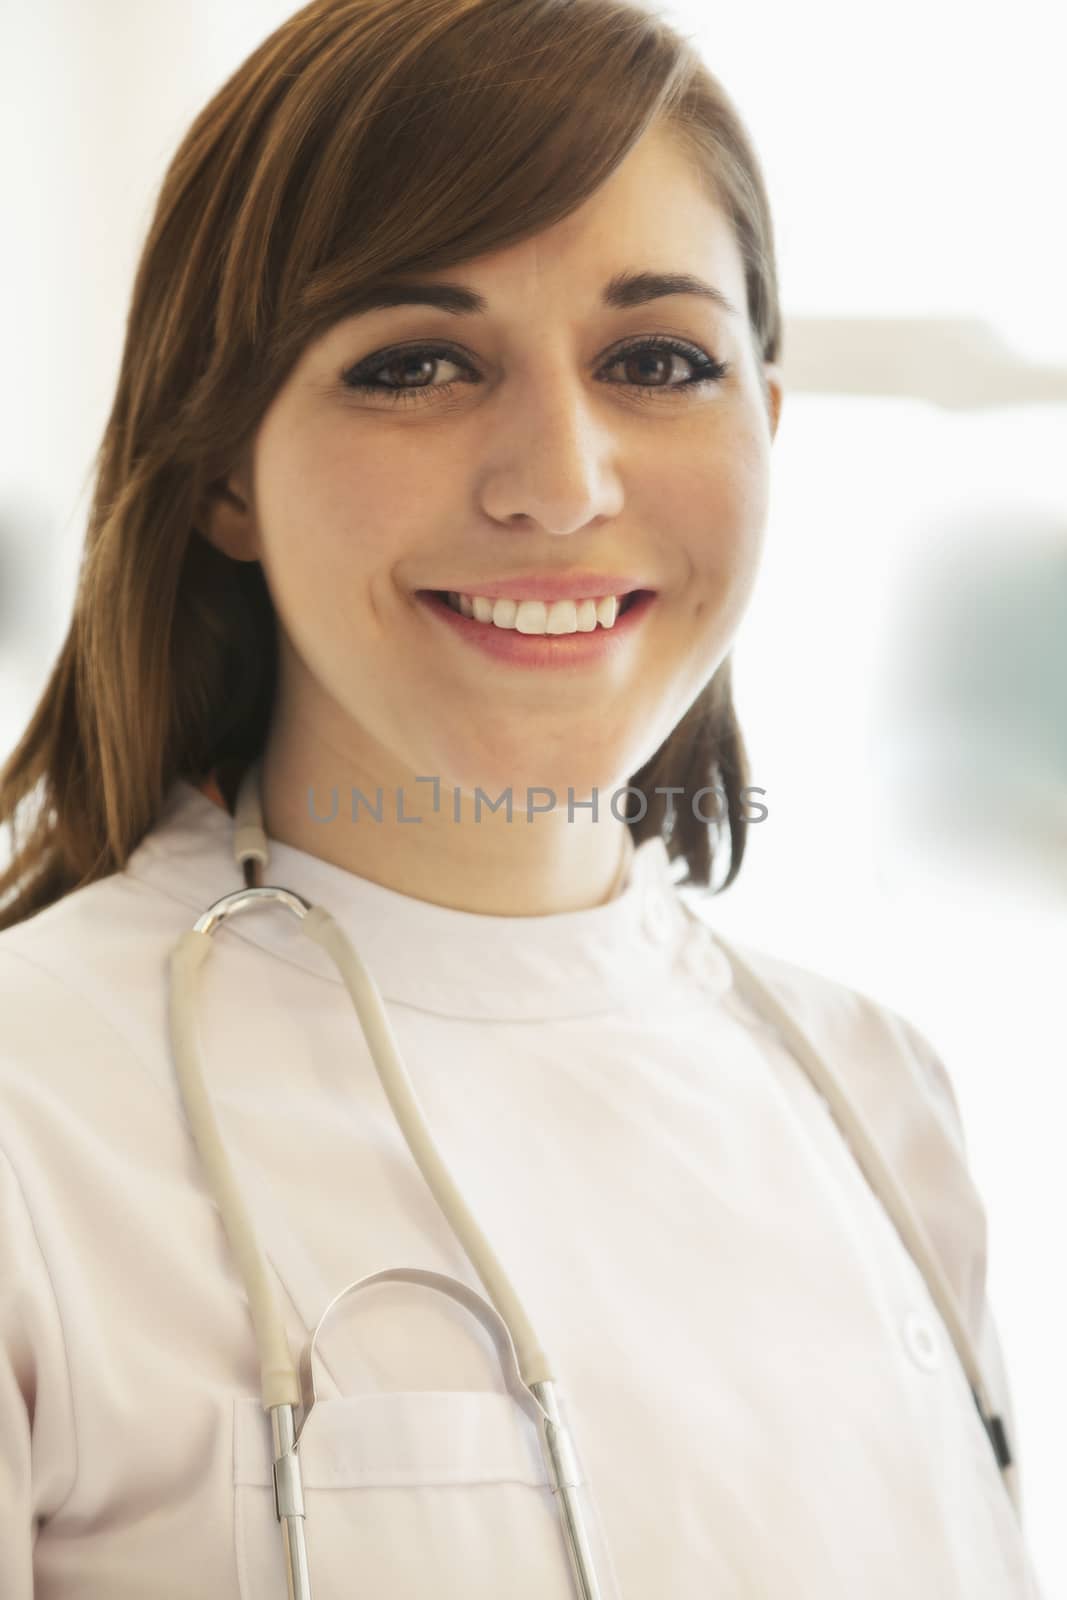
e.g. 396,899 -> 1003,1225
0,0 -> 782,931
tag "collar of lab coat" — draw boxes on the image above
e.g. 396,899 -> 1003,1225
125,779 -> 731,1021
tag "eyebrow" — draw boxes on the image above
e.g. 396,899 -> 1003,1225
343,269 -> 739,320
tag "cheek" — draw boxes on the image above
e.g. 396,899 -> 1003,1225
255,426 -> 420,610
669,423 -> 771,582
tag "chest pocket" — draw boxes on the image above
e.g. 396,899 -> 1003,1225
231,1388 -> 579,1600
231,1387 -> 577,1599
231,1263 -> 598,1600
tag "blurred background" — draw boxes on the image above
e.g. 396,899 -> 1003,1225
1,1 -> 1063,1591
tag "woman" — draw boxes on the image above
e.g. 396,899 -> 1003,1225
0,1 -> 1042,1595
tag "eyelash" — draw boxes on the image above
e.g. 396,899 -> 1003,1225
340,335 -> 731,405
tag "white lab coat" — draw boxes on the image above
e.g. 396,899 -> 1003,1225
0,778 -> 1042,1598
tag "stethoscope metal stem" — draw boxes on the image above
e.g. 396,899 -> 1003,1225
270,1403 -> 311,1600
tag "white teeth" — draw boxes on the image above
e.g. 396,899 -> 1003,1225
446,592 -> 625,634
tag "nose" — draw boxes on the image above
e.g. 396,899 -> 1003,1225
477,366 -> 625,536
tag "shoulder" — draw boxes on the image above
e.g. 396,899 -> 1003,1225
0,860 -> 191,1000
0,868 -> 194,1153
716,932 -> 969,1156
0,779 -> 228,1014
710,931 -> 987,1322
708,929 -> 1027,1511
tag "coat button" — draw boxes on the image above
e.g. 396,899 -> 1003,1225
902,1310 -> 941,1372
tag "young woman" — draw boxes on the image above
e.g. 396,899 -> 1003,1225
0,1 -> 1041,1595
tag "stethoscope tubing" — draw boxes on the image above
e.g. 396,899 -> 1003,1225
168,761 -> 616,1599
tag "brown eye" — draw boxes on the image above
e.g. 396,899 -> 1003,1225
341,336 -> 730,405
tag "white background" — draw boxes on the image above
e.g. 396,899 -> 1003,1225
1,3 -> 1064,1593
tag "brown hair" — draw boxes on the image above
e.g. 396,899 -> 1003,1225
0,0 -> 782,931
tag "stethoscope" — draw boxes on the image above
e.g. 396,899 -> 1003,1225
166,757 -> 1016,1599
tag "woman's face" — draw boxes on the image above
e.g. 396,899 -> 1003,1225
207,123 -> 782,834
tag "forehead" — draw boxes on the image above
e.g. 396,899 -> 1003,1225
466,127 -> 737,302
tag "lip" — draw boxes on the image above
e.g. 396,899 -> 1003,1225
420,573 -> 652,603
415,588 -> 658,669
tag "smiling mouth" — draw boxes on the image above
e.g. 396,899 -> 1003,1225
413,586 -> 658,666
426,589 -> 647,616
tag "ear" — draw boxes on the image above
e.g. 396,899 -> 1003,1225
762,362 -> 784,441
197,456 -> 261,563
